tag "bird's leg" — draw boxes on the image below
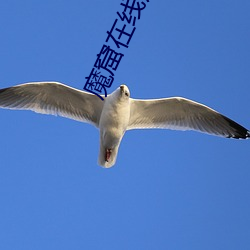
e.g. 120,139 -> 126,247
105,149 -> 112,162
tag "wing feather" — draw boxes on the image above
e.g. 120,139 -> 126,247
128,97 -> 249,139
0,82 -> 104,127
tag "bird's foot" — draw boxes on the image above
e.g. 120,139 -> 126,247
105,149 -> 112,162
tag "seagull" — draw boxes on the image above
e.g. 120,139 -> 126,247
0,82 -> 249,168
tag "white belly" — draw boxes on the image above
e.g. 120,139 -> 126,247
99,95 -> 130,148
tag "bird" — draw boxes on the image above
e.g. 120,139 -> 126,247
0,82 -> 249,168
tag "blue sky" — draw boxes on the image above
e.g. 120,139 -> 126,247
0,1 -> 249,249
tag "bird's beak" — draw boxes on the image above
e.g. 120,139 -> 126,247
120,85 -> 125,93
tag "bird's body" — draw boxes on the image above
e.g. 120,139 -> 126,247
0,82 -> 249,168
98,86 -> 130,167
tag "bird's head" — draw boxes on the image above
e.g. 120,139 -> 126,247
110,84 -> 130,103
119,84 -> 130,99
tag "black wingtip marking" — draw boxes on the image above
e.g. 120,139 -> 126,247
247,131 -> 250,138
0,88 -> 8,94
222,115 -> 249,139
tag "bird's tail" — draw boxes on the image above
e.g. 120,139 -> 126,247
98,144 -> 119,168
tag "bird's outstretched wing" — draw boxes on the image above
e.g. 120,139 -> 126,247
128,97 -> 249,139
0,82 -> 104,127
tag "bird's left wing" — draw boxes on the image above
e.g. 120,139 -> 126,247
128,97 -> 249,139
0,82 -> 104,127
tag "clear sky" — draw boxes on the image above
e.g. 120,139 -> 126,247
0,1 -> 249,249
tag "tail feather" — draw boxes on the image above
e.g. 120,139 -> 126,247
98,144 -> 119,168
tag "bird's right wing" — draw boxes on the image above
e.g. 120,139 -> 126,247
128,97 -> 249,139
0,82 -> 104,127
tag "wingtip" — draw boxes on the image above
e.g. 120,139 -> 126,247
0,88 -> 8,94
247,131 -> 250,139
222,115 -> 250,139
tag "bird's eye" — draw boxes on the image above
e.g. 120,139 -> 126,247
125,92 -> 129,97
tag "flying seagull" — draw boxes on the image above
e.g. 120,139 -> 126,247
0,82 -> 249,168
